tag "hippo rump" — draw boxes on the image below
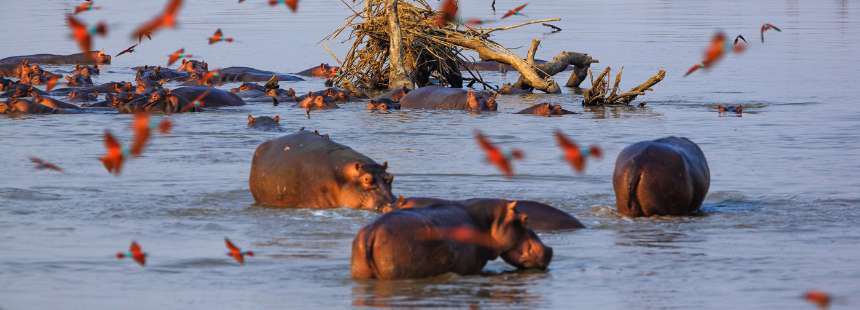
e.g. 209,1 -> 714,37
515,103 -> 577,116
398,197 -> 584,231
249,130 -> 395,210
613,137 -> 710,217
351,201 -> 553,280
117,87 -> 244,113
171,86 -> 245,107
0,51 -> 111,65
218,67 -> 303,82
399,86 -> 498,112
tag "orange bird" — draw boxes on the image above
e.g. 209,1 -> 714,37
67,15 -> 108,62
760,23 -> 782,43
201,70 -> 221,86
684,32 -> 728,77
554,130 -> 602,174
465,18 -> 495,27
804,290 -> 831,309
180,90 -> 210,112
208,29 -> 234,45
167,48 -> 192,66
474,131 -> 524,178
100,130 -> 125,175
131,112 -> 172,157
46,76 -> 60,92
501,3 -> 528,19
73,0 -> 100,15
131,0 -> 183,40
435,0 -> 458,27
29,157 -> 64,172
116,241 -> 147,266
225,238 -> 254,265
269,0 -> 299,12
115,44 -> 137,57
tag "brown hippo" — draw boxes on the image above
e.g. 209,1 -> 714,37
295,93 -> 339,110
366,98 -> 400,112
613,137 -> 710,217
218,67 -> 303,82
399,86 -> 498,112
247,114 -> 282,131
498,83 -> 533,95
0,51 -> 111,65
67,89 -> 99,102
31,93 -> 82,111
351,201 -> 553,280
171,86 -> 246,108
397,197 -> 584,231
295,63 -> 339,78
515,103 -> 577,116
249,130 -> 395,210
2,98 -> 58,114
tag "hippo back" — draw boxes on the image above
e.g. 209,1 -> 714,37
399,86 -> 471,110
171,86 -> 245,107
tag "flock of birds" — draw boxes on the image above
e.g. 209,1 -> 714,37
15,0 -> 831,309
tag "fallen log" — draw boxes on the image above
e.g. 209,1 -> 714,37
582,67 -> 666,106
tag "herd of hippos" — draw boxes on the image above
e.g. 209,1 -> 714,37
1,50 -> 712,280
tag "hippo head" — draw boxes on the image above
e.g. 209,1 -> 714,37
487,201 -> 553,270
94,51 -> 111,64
339,161 -> 395,211
466,90 -> 498,112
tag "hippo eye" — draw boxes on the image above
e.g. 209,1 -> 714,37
360,174 -> 374,185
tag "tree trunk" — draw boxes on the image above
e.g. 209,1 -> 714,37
386,0 -> 412,89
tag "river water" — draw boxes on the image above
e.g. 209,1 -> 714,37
1,0 -> 859,309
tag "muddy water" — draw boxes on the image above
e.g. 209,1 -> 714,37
1,0 -> 860,309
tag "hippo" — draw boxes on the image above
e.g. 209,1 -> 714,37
1,84 -> 46,98
460,59 -> 566,72
249,130 -> 395,210
498,83 -> 533,95
0,64 -> 15,77
366,98 -> 400,112
295,63 -> 339,78
350,201 -> 553,280
717,104 -> 743,115
247,114 -> 282,131
295,93 -> 339,110
397,197 -> 584,231
294,88 -> 350,104
31,93 -> 82,111
399,86 -> 498,112
67,89 -> 99,102
134,66 -> 189,82
613,137 -> 710,217
171,86 -> 246,108
0,51 -> 111,65
515,103 -> 577,116
218,67 -> 303,82
1,98 -> 59,114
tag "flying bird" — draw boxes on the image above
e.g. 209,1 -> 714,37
180,90 -> 210,112
200,70 -> 221,86
435,0 -> 458,27
225,238 -> 254,265
100,130 -> 125,175
554,130 -> 602,174
760,23 -> 782,43
131,0 -> 183,40
208,29 -> 234,45
67,15 -> 107,62
474,130 -> 524,178
804,290 -> 831,309
131,112 -> 172,157
29,157 -> 64,172
502,3 -> 528,19
542,23 -> 562,33
732,35 -> 748,53
116,241 -> 147,266
167,48 -> 192,66
73,0 -> 100,15
269,0 -> 299,12
46,76 -> 59,92
116,44 -> 137,57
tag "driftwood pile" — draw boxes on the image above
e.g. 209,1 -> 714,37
582,67 -> 666,106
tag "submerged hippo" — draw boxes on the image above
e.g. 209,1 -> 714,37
351,201 -> 553,280
399,86 -> 498,112
1,98 -> 58,114
295,93 -> 339,110
171,86 -> 246,108
247,114 -> 282,131
218,67 -> 303,82
366,98 -> 400,112
613,137 -> 710,217
398,197 -> 584,231
0,51 -> 111,65
249,130 -> 395,210
295,63 -> 339,78
515,103 -> 577,116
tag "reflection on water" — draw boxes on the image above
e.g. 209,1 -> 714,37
2,0 -> 860,309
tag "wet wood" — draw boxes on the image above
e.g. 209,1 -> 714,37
385,0 -> 412,89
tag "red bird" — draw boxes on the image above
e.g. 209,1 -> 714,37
116,241 -> 147,266
733,35 -> 748,53
200,70 -> 221,86
225,238 -> 254,265
804,290 -> 831,309
29,157 -> 64,173
702,32 -> 727,68
554,130 -> 601,174
269,0 -> 299,12
73,0 -> 100,15
208,29 -> 234,45
474,131 -> 524,178
501,3 -> 528,19
435,0 -> 458,27
180,90 -> 210,112
131,0 -> 183,40
46,76 -> 60,92
67,15 -> 108,62
100,130 -> 125,175
760,23 -> 782,43
464,18 -> 495,26
131,112 -> 172,157
167,48 -> 192,66
115,44 -> 137,58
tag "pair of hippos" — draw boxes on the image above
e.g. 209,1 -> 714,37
249,130 -> 710,279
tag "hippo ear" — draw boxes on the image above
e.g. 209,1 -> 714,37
274,115 -> 280,123
467,90 -> 479,111
382,161 -> 388,170
343,162 -> 362,180
248,114 -> 255,124
504,201 -> 519,223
